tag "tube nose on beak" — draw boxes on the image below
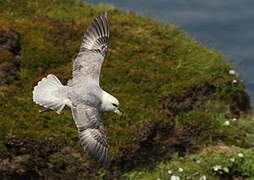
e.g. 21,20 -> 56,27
114,109 -> 122,116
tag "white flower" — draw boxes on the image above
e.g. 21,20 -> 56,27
232,79 -> 238,84
213,165 -> 221,171
196,159 -> 201,164
223,120 -> 230,126
223,167 -> 229,173
178,168 -> 183,172
230,158 -> 235,162
171,175 -> 180,180
199,175 -> 207,180
229,70 -> 236,75
232,118 -> 237,121
168,170 -> 172,174
238,153 -> 244,157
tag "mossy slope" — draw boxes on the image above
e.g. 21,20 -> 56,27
0,0 -> 253,179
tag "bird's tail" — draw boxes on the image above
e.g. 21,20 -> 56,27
33,74 -> 70,114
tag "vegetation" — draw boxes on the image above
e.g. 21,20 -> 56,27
0,0 -> 253,179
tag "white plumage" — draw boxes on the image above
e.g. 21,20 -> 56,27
33,74 -> 71,114
32,13 -> 121,164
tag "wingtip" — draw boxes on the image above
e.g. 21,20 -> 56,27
80,12 -> 110,54
87,144 -> 108,165
105,12 -> 108,18
101,12 -> 108,24
78,127 -> 109,165
100,12 -> 108,18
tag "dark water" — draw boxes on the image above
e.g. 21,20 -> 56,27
87,0 -> 254,106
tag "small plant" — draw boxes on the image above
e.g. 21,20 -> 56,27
0,0 -> 253,179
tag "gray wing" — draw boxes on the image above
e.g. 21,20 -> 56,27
80,12 -> 109,54
71,104 -> 108,164
72,13 -> 109,82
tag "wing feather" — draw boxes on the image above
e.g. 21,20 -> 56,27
71,13 -> 110,82
71,104 -> 108,164
80,12 -> 109,55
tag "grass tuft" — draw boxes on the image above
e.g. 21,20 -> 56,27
0,0 -> 253,179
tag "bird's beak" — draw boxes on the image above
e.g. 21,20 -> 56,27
114,109 -> 122,116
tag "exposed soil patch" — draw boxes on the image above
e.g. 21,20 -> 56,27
229,88 -> 251,118
106,119 -> 195,178
162,83 -> 216,117
161,82 -> 251,118
0,28 -> 21,85
0,137 -> 101,180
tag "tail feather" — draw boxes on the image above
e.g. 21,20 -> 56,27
33,74 -> 69,114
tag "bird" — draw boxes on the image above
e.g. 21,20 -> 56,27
32,13 -> 121,164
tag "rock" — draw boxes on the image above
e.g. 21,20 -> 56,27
0,28 -> 21,85
0,137 -> 97,179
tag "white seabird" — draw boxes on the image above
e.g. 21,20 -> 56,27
32,13 -> 121,164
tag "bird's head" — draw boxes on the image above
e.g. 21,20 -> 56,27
101,91 -> 122,115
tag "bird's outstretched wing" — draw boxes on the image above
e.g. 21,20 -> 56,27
72,13 -> 109,82
71,104 -> 108,164
80,12 -> 109,55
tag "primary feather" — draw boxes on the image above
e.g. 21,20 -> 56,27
80,12 -> 109,55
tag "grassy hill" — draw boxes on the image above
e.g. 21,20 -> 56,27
0,0 -> 254,179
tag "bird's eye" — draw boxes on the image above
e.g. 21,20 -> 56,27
112,103 -> 118,107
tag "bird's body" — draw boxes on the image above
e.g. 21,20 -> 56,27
32,13 -> 120,164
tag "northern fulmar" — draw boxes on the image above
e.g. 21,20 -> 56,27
33,13 -> 121,164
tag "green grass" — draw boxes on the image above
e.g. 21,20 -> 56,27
0,0 -> 253,179
122,145 -> 254,180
